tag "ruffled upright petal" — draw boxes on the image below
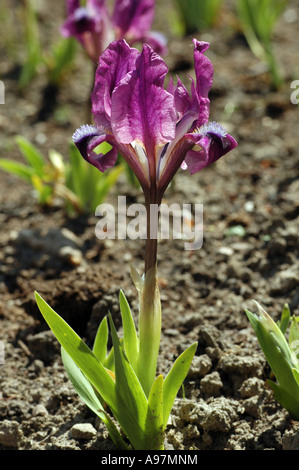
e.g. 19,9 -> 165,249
91,40 -> 139,131
111,44 -> 176,149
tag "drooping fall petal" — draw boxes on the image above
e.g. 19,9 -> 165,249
183,122 -> 238,175
72,125 -> 118,172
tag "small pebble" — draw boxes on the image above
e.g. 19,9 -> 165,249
70,423 -> 97,440
32,404 -> 48,417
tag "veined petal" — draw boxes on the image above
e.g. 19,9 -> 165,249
193,39 -> 214,127
72,124 -> 118,172
183,122 -> 238,175
193,39 -> 213,100
111,44 -> 176,152
112,0 -> 155,39
92,40 -> 139,130
173,77 -> 191,119
157,110 -> 198,188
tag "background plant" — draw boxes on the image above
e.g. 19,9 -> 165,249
0,137 -> 123,214
246,302 -> 299,419
18,0 -> 77,91
236,0 -> 288,89
174,0 -> 223,34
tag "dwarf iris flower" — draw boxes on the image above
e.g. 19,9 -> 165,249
61,0 -> 166,61
73,38 -> 237,270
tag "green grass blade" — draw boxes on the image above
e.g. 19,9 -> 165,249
0,158 -> 34,182
277,303 -> 291,334
61,347 -> 128,450
245,308 -> 295,388
92,164 -> 124,211
48,37 -> 77,85
162,342 -> 197,428
293,368 -> 299,387
92,316 -> 109,364
15,136 -> 45,176
66,142 -> 86,204
19,0 -> 42,89
119,290 -> 139,371
289,316 -> 299,369
145,374 -> 164,450
267,379 -> 299,419
35,292 -> 116,401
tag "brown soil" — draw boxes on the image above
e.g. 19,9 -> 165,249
1,0 -> 299,450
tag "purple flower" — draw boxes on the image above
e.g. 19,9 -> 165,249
61,0 -> 166,62
73,39 -> 237,199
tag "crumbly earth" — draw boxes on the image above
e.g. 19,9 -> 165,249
1,0 -> 299,451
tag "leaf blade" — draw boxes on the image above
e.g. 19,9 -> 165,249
61,347 -> 128,450
145,374 -> 164,450
108,313 -> 149,449
119,290 -> 139,371
162,342 -> 197,428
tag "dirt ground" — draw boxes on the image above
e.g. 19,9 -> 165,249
1,0 -> 299,450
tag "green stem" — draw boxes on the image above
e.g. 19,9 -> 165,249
137,188 -> 162,396
264,43 -> 282,90
137,264 -> 161,397
144,187 -> 161,274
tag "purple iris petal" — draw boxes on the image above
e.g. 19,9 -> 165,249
61,7 -> 98,40
183,122 -> 238,175
62,0 -> 166,60
110,43 -> 177,156
91,40 -> 139,131
72,125 -> 118,172
192,39 -> 214,127
157,110 -> 198,191
65,0 -> 80,16
172,77 -> 191,119
112,0 -> 155,39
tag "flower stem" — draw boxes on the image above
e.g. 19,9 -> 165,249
137,264 -> 161,397
136,187 -> 162,396
144,187 -> 161,274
